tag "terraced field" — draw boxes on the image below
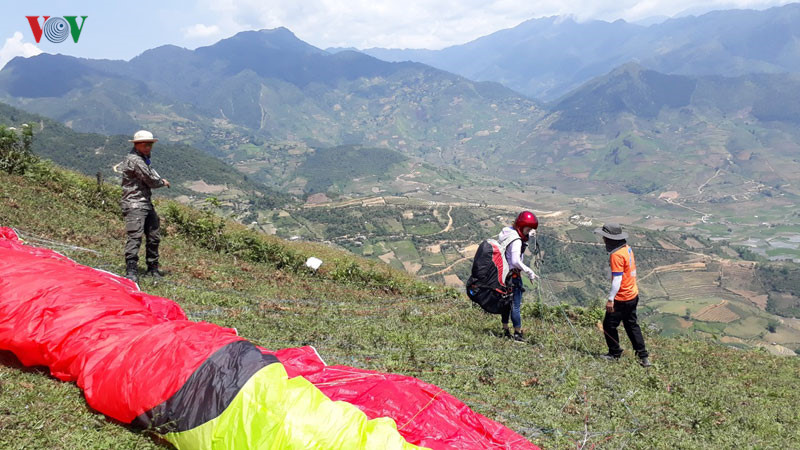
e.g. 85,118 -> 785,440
654,270 -> 733,304
693,300 -> 740,322
640,257 -> 800,353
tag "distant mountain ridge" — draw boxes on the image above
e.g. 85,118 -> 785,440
3,23 -> 800,210
549,62 -> 800,132
0,27 -> 540,158
353,3 -> 800,100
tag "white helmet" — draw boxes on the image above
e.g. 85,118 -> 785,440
129,130 -> 158,143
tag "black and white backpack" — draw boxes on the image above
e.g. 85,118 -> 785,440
465,234 -> 520,314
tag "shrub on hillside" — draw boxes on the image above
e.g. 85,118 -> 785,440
0,125 -> 35,175
164,203 -> 228,252
1,124 -> 122,214
225,229 -> 304,271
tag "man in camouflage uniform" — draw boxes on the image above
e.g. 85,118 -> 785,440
121,130 -> 170,282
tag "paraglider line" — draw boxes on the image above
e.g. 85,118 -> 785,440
12,228 -> 101,255
397,387 -> 445,431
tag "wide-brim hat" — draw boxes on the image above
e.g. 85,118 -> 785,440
594,222 -> 628,240
129,130 -> 158,143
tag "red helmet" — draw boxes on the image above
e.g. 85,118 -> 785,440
514,211 -> 539,240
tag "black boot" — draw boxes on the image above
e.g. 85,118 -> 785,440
145,262 -> 164,278
125,260 -> 139,283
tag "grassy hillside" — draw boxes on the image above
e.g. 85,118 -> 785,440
2,144 -> 800,448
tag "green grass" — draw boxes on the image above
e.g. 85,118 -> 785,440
405,222 -> 441,235
649,314 -> 691,337
390,240 -> 421,261
420,251 -> 446,267
380,217 -> 405,234
725,317 -> 770,339
650,298 -> 719,316
766,248 -> 800,258
1,168 -> 800,449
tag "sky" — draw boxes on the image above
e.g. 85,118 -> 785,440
1,0 -> 794,68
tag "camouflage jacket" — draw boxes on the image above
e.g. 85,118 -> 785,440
120,149 -> 165,210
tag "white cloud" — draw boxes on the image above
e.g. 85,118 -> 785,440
195,0 -> 795,49
183,23 -> 222,39
199,0 -> 563,49
0,32 -> 42,70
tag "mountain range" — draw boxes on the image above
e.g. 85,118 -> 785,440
0,7 -> 799,242
0,27 -> 541,162
352,3 -> 800,100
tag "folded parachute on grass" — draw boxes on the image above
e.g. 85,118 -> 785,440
0,227 -> 538,450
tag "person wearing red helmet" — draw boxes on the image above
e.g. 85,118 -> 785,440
497,211 -> 539,342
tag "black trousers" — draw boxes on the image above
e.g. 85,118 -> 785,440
603,295 -> 648,358
123,207 -> 160,266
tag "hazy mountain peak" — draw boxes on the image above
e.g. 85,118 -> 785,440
359,4 -> 800,100
1,53 -> 99,98
609,61 -> 645,75
551,62 -> 696,131
132,44 -> 192,62
257,26 -> 295,36
205,27 -> 326,55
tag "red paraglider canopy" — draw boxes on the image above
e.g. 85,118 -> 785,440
0,227 -> 538,449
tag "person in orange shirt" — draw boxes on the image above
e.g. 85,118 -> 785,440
594,223 -> 651,367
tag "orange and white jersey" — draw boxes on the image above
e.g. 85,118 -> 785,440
610,245 -> 638,301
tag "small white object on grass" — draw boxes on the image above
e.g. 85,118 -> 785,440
305,257 -> 323,271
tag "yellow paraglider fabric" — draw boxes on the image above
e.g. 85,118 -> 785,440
164,362 -> 423,450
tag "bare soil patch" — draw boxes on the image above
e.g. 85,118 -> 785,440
443,274 -> 464,287
461,244 -> 479,256
640,261 -> 706,281
425,244 -> 441,253
378,251 -> 396,265
720,336 -> 746,345
187,180 -> 227,194
726,288 -> 768,310
684,237 -> 706,249
693,300 -> 740,323
657,239 -> 681,250
755,343 -> 797,356
362,197 -> 386,206
402,261 -> 422,275
659,191 -> 679,200
305,193 -> 330,204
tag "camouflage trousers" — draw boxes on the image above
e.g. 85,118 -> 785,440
123,207 -> 160,266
